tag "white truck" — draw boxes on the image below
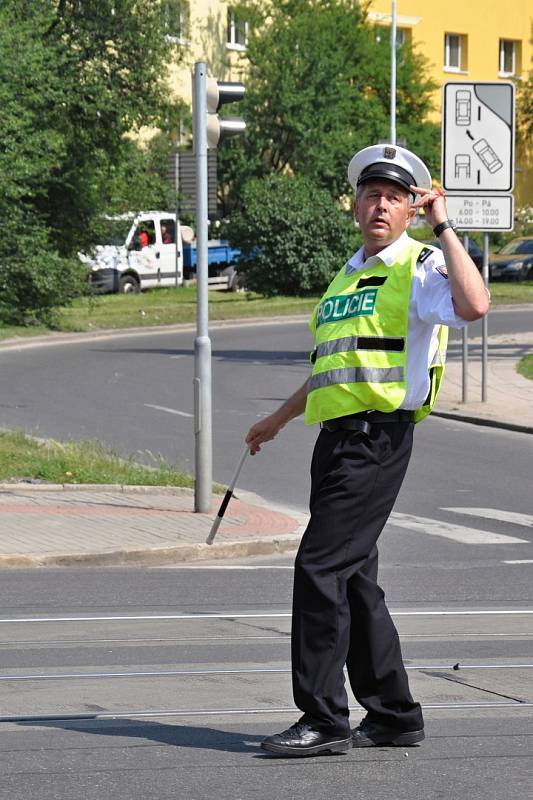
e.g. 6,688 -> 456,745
80,211 -> 241,293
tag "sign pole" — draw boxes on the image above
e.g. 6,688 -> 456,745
174,150 -> 180,289
481,232 -> 489,402
462,234 -> 469,403
442,81 -> 515,406
390,0 -> 397,145
192,61 -> 213,513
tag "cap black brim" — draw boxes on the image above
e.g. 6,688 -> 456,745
356,162 -> 415,193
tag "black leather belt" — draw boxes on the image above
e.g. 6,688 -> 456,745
320,410 -> 414,434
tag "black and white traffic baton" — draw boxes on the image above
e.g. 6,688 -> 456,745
206,445 -> 250,545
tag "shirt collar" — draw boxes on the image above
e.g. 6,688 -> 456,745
347,231 -> 411,273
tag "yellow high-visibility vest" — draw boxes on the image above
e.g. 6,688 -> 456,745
305,240 -> 448,426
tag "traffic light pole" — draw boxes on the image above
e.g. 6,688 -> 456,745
192,61 -> 212,513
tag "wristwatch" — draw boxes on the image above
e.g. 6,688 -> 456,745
433,219 -> 456,237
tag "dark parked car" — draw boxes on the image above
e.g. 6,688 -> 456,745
422,239 -> 483,271
489,237 -> 533,281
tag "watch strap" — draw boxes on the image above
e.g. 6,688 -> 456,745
433,219 -> 456,237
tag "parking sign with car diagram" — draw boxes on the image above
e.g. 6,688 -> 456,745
442,82 -> 514,192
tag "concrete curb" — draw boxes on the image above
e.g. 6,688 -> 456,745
0,483 -> 306,568
0,315 -> 310,351
432,410 -> 533,435
0,483 -> 196,494
0,536 -> 301,569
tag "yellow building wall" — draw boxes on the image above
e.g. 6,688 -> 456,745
167,0 -> 245,111
368,1 -> 532,205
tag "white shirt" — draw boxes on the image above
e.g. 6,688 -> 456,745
345,232 -> 467,409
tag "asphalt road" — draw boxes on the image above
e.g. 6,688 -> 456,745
0,311 -> 532,798
0,565 -> 532,800
0,309 -> 531,512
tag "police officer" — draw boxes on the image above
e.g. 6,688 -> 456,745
245,144 -> 489,758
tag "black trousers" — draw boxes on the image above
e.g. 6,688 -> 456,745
291,421 -> 423,736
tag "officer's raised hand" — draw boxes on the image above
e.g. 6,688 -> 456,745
409,185 -> 448,229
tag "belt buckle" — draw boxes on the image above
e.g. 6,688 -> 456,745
320,420 -> 335,432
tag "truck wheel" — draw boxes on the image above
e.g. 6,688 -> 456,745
119,275 -> 140,294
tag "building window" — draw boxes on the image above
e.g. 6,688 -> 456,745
374,25 -> 411,47
499,39 -> 521,76
395,27 -> 411,48
444,33 -> 467,72
227,8 -> 249,50
163,0 -> 189,43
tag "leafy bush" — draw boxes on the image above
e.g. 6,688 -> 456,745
226,174 -> 359,296
0,227 -> 87,326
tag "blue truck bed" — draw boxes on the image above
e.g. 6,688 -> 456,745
183,239 -> 241,268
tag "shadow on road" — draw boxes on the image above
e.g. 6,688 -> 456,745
18,717 -> 266,754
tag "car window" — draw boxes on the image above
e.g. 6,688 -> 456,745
159,218 -> 176,245
499,239 -> 533,255
130,220 -> 156,250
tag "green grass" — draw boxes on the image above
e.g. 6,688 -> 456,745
517,354 -> 533,381
0,431 -> 196,487
1,281 -> 532,344
488,281 -> 533,305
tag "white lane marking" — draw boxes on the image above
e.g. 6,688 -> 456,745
144,403 -> 193,418
503,560 -> 533,565
0,610 -> 532,624
390,512 -> 528,544
443,508 -> 533,528
169,355 -> 187,360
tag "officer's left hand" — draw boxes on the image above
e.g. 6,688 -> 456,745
409,185 -> 448,230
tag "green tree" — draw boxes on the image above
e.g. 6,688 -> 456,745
217,0 -> 439,211
226,173 -> 358,296
0,0 -> 181,324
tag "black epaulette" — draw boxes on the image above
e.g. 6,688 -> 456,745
417,247 -> 433,264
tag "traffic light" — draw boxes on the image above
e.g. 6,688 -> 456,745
206,79 -> 246,149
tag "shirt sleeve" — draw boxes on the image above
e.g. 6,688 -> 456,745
413,247 -> 469,329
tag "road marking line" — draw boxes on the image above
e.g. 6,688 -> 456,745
503,560 -> 533,565
144,403 -> 193,418
443,508 -> 533,528
390,512 -> 528,544
2,701 -> 532,723
0,610 -> 532,624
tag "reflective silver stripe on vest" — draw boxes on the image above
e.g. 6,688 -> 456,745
430,348 -> 446,367
316,336 -> 405,359
308,366 -> 404,392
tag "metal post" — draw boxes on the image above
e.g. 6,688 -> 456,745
462,233 -> 469,403
390,0 -> 397,145
192,62 -> 212,512
481,232 -> 489,402
174,150 -> 180,289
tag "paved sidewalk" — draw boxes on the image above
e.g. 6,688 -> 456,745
0,327 -> 531,569
0,486 -> 308,568
436,330 -> 533,431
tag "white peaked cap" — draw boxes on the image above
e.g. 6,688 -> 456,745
348,144 -> 432,194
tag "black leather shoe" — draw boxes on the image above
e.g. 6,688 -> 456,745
351,720 -> 425,748
261,722 -> 351,757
